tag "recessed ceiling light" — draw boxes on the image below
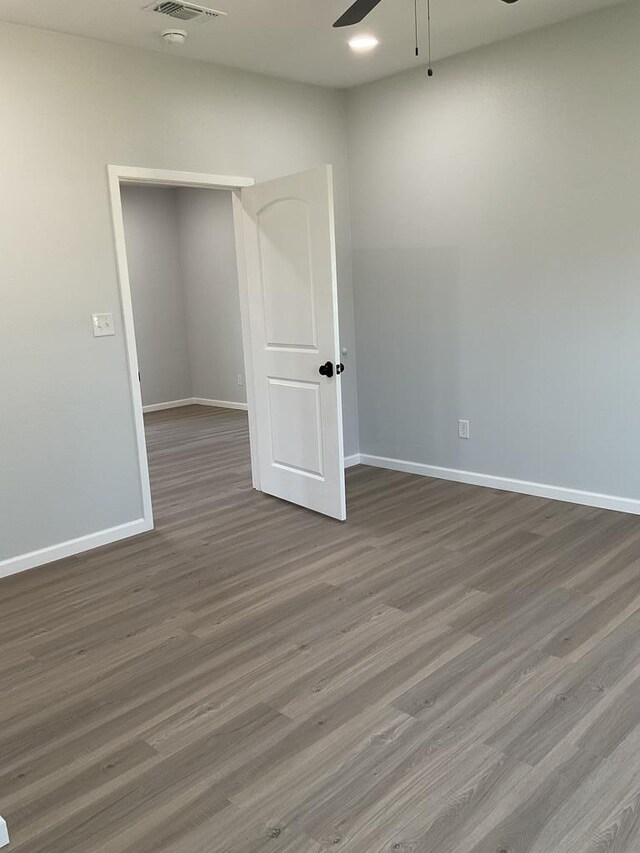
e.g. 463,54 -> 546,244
348,35 -> 379,53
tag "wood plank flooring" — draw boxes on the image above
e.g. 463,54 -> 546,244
3,404 -> 640,851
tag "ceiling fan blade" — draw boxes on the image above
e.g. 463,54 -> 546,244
333,0 -> 385,28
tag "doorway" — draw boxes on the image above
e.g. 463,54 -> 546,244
119,180 -> 251,529
108,164 -> 346,527
108,167 -> 259,531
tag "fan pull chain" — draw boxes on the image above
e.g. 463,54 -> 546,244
426,0 -> 433,76
414,0 -> 419,56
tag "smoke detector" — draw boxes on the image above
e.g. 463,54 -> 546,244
162,28 -> 187,44
145,1 -> 227,22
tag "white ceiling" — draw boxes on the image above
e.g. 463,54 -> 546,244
0,0 -> 627,88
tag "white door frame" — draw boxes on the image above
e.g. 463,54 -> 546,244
107,165 -> 260,531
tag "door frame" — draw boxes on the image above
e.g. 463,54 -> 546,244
107,165 -> 261,531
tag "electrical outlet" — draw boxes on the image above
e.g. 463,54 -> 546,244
458,419 -> 470,440
237,374 -> 244,386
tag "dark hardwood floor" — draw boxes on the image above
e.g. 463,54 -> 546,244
3,405 -> 640,851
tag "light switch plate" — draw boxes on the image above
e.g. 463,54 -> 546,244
92,313 -> 115,337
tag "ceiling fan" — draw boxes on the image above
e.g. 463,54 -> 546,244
333,0 -> 518,28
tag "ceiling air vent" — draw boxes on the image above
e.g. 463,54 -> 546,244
145,1 -> 227,22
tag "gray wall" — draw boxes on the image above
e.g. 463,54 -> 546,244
0,21 -> 357,563
177,188 -> 246,405
348,1 -> 640,499
120,185 -> 192,407
120,186 -> 246,408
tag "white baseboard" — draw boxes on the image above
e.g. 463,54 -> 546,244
143,398 -> 248,413
359,453 -> 640,516
142,398 -> 194,413
192,398 -> 248,411
0,518 -> 152,580
0,816 -> 8,848
344,454 -> 362,468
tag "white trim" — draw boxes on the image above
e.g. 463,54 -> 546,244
114,166 -> 254,189
107,165 -> 259,535
359,454 -> 640,516
192,397 -> 248,411
0,519 -> 151,581
141,397 -> 248,413
142,398 -> 196,413
232,191 -> 261,491
0,815 -> 8,848
108,167 -> 154,531
344,453 -> 361,468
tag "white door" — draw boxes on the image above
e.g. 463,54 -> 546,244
241,165 -> 346,520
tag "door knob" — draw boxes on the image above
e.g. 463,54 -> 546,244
336,363 -> 345,375
318,361 -> 334,378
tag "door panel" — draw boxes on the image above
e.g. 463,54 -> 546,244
268,378 -> 324,477
259,199 -> 318,351
241,165 -> 346,520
